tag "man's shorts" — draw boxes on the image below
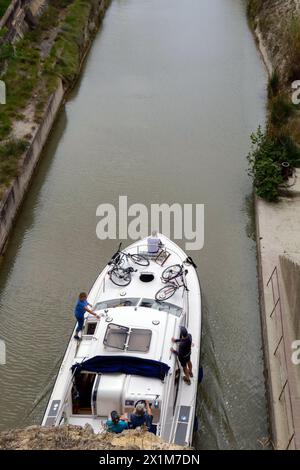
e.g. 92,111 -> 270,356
178,354 -> 191,368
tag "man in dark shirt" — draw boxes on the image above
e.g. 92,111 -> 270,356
171,326 -> 193,385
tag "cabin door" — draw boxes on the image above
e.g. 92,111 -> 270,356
91,374 -> 101,416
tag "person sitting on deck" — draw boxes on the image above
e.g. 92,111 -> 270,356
128,401 -> 153,430
170,326 -> 193,385
147,231 -> 162,254
106,411 -> 129,434
74,292 -> 100,341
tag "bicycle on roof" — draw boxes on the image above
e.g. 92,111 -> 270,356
108,243 -> 149,286
155,264 -> 189,301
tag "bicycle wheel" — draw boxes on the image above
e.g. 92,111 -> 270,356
161,264 -> 182,281
155,284 -> 177,301
130,254 -> 150,267
109,268 -> 131,286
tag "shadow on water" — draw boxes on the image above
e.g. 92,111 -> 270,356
193,296 -> 238,450
22,351 -> 66,426
244,192 -> 256,242
0,108 -> 67,282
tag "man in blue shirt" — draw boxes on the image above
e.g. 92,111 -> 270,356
106,411 -> 129,433
74,292 -> 100,341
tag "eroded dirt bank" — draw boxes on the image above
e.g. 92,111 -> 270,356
0,425 -> 187,450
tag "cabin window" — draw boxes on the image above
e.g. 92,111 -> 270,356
94,298 -> 139,310
127,328 -> 152,352
86,322 -> 97,335
103,323 -> 152,352
140,298 -> 183,317
103,323 -> 129,350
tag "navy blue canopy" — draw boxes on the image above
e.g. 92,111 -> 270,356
72,355 -> 170,380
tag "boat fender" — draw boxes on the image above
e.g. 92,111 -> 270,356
198,365 -> 204,384
193,415 -> 199,433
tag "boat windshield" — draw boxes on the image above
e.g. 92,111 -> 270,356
94,298 -> 139,310
103,323 -> 152,352
140,298 -> 182,317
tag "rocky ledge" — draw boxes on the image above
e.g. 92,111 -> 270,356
0,425 -> 189,450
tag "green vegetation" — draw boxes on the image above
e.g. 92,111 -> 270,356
248,127 -> 300,202
0,0 -> 109,196
45,0 -> 97,84
249,88 -> 300,201
247,3 -> 300,202
0,1 -> 10,18
0,39 -> 41,139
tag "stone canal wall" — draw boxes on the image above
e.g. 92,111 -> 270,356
0,80 -> 63,255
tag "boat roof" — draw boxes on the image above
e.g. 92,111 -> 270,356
75,306 -> 178,368
74,234 -> 199,369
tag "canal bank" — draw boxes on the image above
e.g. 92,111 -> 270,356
0,426 -> 187,450
0,0 -> 268,449
0,0 -> 110,256
248,0 -> 300,449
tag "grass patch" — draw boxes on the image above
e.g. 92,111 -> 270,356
45,0 -> 101,84
0,38 -> 41,138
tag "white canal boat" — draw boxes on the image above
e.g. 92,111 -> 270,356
42,234 -> 202,446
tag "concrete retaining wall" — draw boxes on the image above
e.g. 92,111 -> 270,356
280,254 -> 300,341
0,79 -> 64,255
280,254 -> 300,449
255,193 -> 300,449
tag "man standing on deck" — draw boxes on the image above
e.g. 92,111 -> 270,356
74,292 -> 100,341
171,326 -> 193,385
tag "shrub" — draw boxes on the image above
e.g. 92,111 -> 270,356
247,127 -> 300,202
